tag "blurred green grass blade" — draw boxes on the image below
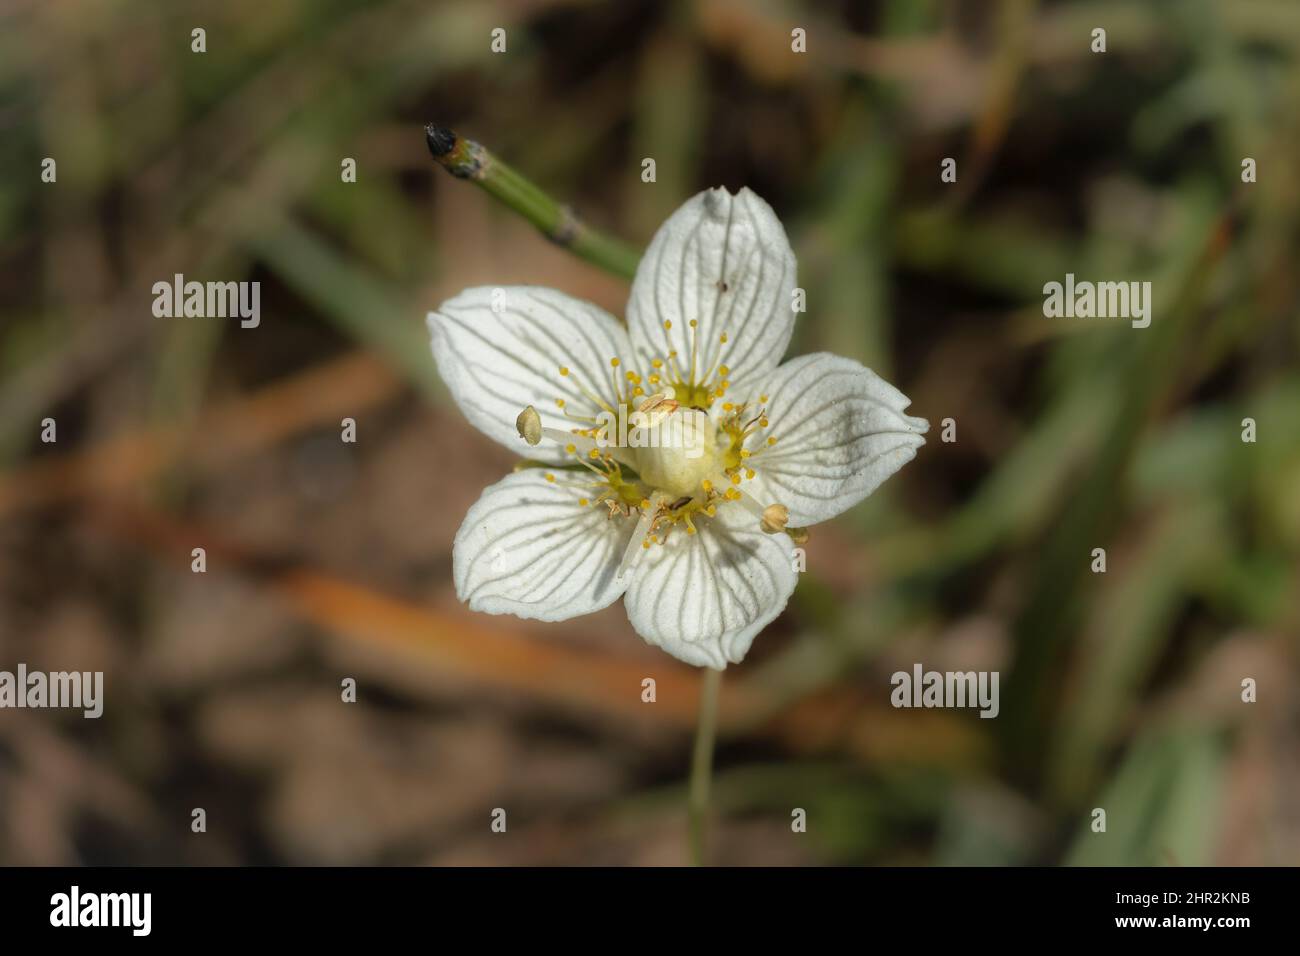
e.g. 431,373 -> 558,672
1048,502 -> 1221,802
1001,185 -> 1226,775
627,26 -> 704,239
797,95 -> 896,372
1065,723 -> 1226,866
894,208 -> 1078,300
247,217 -> 438,395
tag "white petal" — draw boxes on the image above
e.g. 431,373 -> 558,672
626,188 -> 796,396
454,469 -> 632,621
623,504 -> 797,669
428,286 -> 630,461
749,353 -> 928,526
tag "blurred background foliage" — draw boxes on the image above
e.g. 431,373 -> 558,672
0,0 -> 1297,865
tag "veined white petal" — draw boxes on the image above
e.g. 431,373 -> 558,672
627,188 -> 796,396
623,504 -> 797,669
428,286 -> 631,461
453,469 -> 632,621
748,352 -> 928,526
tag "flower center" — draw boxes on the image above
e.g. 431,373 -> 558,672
512,335 -> 798,577
629,408 -> 718,498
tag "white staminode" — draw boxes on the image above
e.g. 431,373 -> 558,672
429,187 -> 928,669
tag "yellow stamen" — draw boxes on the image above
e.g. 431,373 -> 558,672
760,503 -> 789,535
515,406 -> 542,445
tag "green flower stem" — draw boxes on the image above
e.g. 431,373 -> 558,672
688,667 -> 722,866
424,123 -> 642,281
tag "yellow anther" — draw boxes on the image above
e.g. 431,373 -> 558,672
544,473 -> 556,483
610,357 -> 620,367
701,479 -> 713,493
579,498 -> 589,506
515,406 -> 542,445
565,443 -> 577,454
760,503 -> 789,535
767,436 -> 777,446
638,391 -> 679,418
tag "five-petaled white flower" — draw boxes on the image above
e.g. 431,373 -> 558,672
428,187 -> 927,669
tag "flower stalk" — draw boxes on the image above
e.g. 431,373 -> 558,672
688,667 -> 722,866
424,123 -> 642,281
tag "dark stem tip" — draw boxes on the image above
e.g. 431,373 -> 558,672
424,123 -> 457,158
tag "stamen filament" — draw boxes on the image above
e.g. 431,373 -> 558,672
617,502 -> 658,580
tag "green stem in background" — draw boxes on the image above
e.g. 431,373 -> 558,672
425,123 -> 642,281
688,667 -> 722,866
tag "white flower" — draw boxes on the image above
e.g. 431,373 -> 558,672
428,188 -> 927,669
